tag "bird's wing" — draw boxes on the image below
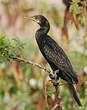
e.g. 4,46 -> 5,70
42,36 -> 77,81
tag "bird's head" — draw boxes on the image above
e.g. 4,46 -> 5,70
25,15 -> 50,28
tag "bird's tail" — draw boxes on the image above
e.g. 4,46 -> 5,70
68,83 -> 82,106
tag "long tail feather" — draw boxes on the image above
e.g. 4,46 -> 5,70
68,83 -> 82,106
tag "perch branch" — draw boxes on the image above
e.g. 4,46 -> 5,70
12,57 -> 51,74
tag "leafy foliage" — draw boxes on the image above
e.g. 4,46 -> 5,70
70,0 -> 86,25
0,34 -> 24,63
70,0 -> 81,15
0,34 -> 11,62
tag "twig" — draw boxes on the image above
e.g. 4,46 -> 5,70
12,57 -> 51,74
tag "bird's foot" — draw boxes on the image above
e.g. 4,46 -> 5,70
53,70 -> 59,80
49,70 -> 59,87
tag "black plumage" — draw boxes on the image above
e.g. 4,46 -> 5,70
29,15 -> 81,106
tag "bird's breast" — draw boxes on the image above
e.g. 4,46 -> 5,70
35,34 -> 46,46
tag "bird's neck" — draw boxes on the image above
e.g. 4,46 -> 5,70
35,22 -> 50,41
37,26 -> 49,35
36,20 -> 50,35
35,27 -> 49,42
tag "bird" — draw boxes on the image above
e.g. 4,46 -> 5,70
25,15 -> 82,106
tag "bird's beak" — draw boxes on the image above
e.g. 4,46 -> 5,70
24,16 -> 40,24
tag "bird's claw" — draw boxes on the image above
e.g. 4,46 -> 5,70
53,70 -> 59,80
49,70 -> 59,87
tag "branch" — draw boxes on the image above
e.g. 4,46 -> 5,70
12,57 -> 51,74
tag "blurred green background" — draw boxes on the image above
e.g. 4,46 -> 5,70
0,0 -> 87,110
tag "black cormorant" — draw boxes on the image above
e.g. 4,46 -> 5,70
26,15 -> 81,106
